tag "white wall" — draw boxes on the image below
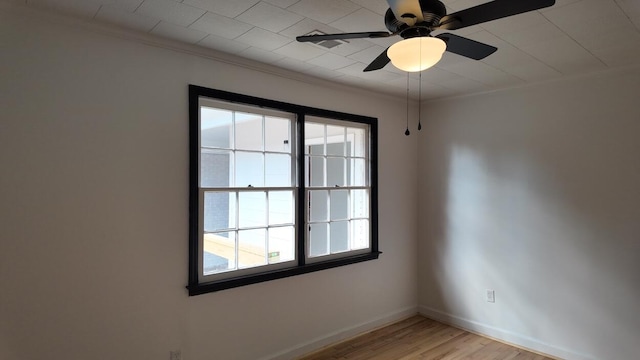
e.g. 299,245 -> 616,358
417,66 -> 640,359
0,4 -> 418,359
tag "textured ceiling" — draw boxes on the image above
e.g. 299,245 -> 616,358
13,0 -> 640,99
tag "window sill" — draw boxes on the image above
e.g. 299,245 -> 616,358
187,251 -> 381,296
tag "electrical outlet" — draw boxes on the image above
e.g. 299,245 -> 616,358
170,350 -> 181,360
486,289 -> 495,303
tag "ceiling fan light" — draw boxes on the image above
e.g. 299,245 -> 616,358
388,37 -> 446,72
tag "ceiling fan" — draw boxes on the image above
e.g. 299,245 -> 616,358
296,0 -> 556,72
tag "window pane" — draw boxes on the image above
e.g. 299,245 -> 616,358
351,189 -> 369,218
201,107 -> 233,149
235,112 -> 263,151
204,192 -> 236,232
265,153 -> 291,187
203,232 -> 235,275
330,190 -> 348,221
326,125 -> 344,137
326,125 -> 345,156
309,190 -> 328,222
348,126 -> 366,158
309,223 -> 328,257
330,221 -> 349,253
305,123 -> 324,155
239,192 -> 266,228
308,156 -> 324,187
235,152 -> 264,187
327,157 -> 345,186
201,149 -> 232,187
351,219 -> 369,250
268,226 -> 294,264
269,191 -> 293,225
327,142 -> 345,156
238,229 -> 266,268
265,117 -> 291,153
348,158 -> 366,186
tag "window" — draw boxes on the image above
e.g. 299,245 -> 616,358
305,118 -> 371,261
188,85 -> 378,295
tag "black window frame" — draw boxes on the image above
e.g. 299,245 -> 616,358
187,85 -> 379,296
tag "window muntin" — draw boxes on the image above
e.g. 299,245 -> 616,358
189,85 -> 379,295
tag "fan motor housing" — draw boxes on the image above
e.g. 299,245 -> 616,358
419,0 -> 447,21
385,0 -> 447,34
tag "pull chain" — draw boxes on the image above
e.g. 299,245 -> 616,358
405,72 -> 410,136
418,70 -> 422,131
418,38 -> 422,131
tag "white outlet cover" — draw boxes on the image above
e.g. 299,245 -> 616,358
486,289 -> 495,303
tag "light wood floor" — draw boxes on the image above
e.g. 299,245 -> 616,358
298,316 -> 555,360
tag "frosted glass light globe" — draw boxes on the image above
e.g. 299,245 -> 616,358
388,37 -> 446,72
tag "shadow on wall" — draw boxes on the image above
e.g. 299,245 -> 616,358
417,99 -> 640,359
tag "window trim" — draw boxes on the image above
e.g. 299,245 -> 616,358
187,85 -> 379,296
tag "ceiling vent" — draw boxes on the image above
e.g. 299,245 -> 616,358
303,30 -> 348,49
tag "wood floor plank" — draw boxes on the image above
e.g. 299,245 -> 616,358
297,316 -> 555,360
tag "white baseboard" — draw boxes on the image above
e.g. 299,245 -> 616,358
418,305 -> 595,360
262,305 -> 419,360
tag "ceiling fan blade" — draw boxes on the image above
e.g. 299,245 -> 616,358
436,33 -> 497,60
436,0 -> 555,30
363,48 -> 391,72
386,0 -> 424,23
296,31 -> 392,42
